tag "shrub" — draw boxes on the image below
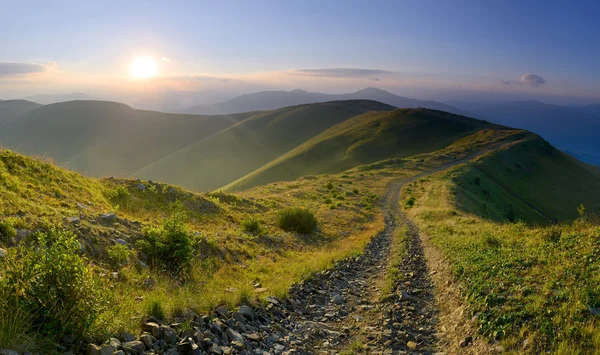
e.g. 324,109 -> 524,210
107,243 -> 130,267
484,233 -> 501,248
405,197 -> 416,208
0,228 -> 105,340
276,207 -> 318,234
542,225 -> 562,243
326,182 -> 334,190
144,300 -> 166,321
241,217 -> 263,235
353,189 -> 359,195
0,221 -> 16,245
137,216 -> 194,274
105,186 -> 130,207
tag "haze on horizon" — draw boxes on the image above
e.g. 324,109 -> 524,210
1,0 -> 599,108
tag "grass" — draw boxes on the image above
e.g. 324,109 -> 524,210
380,227 -> 407,298
223,108 -> 502,192
403,163 -> 600,354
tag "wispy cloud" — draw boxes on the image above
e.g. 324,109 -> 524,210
160,57 -> 172,63
0,62 -> 47,77
292,68 -> 393,78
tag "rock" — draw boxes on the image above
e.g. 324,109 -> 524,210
15,229 -> 32,243
588,305 -> 600,315
67,216 -> 80,224
108,338 -> 121,349
0,248 -> 7,258
161,325 -> 178,344
459,336 -> 473,347
86,344 -> 101,355
331,294 -> 344,305
239,305 -> 255,320
225,328 -> 244,343
399,291 -> 414,302
99,344 -> 115,355
143,277 -> 157,289
144,322 -> 162,338
230,341 -> 245,350
177,340 -> 193,354
215,305 -> 229,317
122,340 -> 145,354
101,213 -> 117,222
120,332 -> 136,342
407,341 -> 417,350
247,333 -> 261,342
137,183 -> 146,191
139,334 -> 155,349
115,238 -> 127,246
113,352 -> 125,355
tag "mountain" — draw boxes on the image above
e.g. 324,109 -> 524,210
180,88 -> 470,116
447,100 -> 600,164
0,100 -> 253,176
222,109 -> 502,191
0,100 -> 43,123
22,92 -> 99,105
135,100 -> 395,191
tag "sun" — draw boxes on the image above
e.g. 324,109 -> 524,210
130,56 -> 157,78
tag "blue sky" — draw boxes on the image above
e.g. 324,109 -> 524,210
1,0 -> 599,104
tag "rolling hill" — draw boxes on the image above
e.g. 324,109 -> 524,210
0,100 -> 253,176
135,100 -> 395,191
180,87 -> 470,116
448,100 -> 600,165
0,100 -> 43,123
222,109 -> 503,191
22,92 -> 99,104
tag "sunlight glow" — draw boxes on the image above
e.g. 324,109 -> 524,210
130,57 -> 157,78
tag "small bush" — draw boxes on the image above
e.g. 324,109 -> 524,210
241,217 -> 263,235
484,233 -> 501,248
105,186 -> 130,207
0,228 -> 105,340
145,300 -> 166,321
276,207 -> 318,234
0,221 -> 16,245
326,182 -> 334,190
353,189 -> 359,195
542,225 -> 562,243
405,197 -> 416,208
107,243 -> 130,267
137,216 -> 194,275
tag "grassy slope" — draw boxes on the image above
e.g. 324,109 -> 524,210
223,108 -> 500,192
0,100 -> 252,177
135,100 -> 395,191
400,134 -> 600,353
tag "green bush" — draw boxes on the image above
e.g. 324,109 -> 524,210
0,221 -> 16,245
326,182 -> 334,190
542,225 -> 562,243
405,197 -> 416,208
107,243 -> 130,267
241,217 -> 263,234
145,300 -> 166,321
0,228 -> 105,340
137,216 -> 194,274
276,207 -> 318,234
484,233 -> 501,248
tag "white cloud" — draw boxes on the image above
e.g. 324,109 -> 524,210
521,73 -> 546,87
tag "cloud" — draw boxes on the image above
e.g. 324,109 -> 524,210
293,68 -> 393,78
369,77 -> 381,81
0,62 -> 47,77
160,57 -> 171,63
520,73 -> 546,87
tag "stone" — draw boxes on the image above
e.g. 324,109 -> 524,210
113,352 -> 125,355
108,338 -> 121,349
86,344 -> 101,355
122,340 -> 145,354
115,238 -> 127,245
139,334 -> 155,349
247,333 -> 261,342
101,213 -> 117,222
99,344 -> 115,355
161,325 -> 178,344
67,216 -> 80,224
15,229 -> 32,243
239,305 -> 255,320
137,183 -> 146,191
407,341 -> 417,350
215,305 -> 229,317
588,305 -> 600,315
332,294 -> 344,305
143,277 -> 157,289
120,332 -> 136,342
144,322 -> 162,338
0,248 -> 7,258
230,341 -> 245,350
225,328 -> 244,343
399,291 -> 414,302
208,343 -> 223,354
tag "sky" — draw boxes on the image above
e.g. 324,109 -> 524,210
1,0 -> 599,106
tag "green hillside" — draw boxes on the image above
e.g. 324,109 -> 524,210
0,100 -> 253,176
0,100 -> 42,124
135,100 -> 395,191
223,108 -> 500,192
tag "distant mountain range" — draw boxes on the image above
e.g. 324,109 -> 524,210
22,92 -> 99,105
178,88 -> 471,116
447,100 -> 600,164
